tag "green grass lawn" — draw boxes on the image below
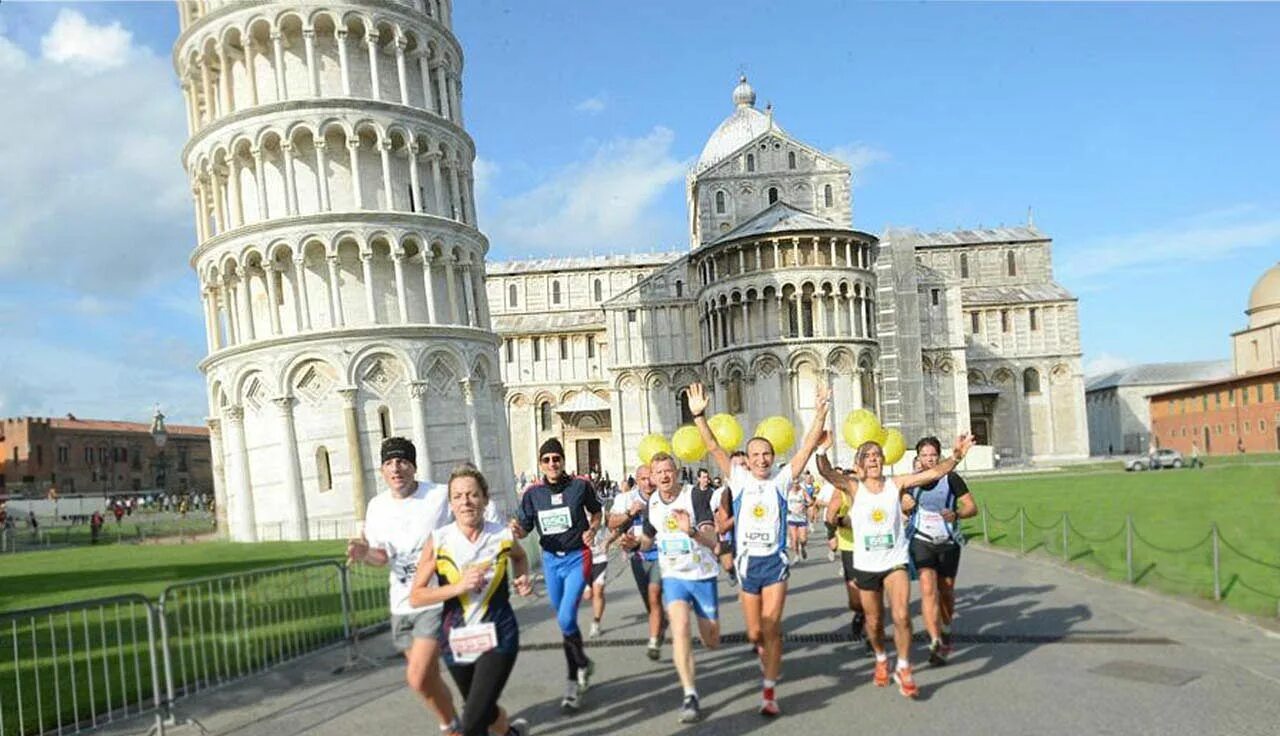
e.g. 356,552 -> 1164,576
961,461 -> 1280,618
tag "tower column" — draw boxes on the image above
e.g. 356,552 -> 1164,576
434,65 -> 451,119
418,53 -> 434,112
392,251 -> 409,323
282,142 -> 299,216
264,263 -> 283,335
338,388 -> 369,520
348,138 -> 364,209
421,253 -> 437,324
394,38 -> 409,104
444,255 -> 459,323
461,263 -> 476,327
327,254 -> 345,327
252,147 -> 268,220
460,379 -> 484,471
245,39 -> 259,106
407,144 -> 423,212
429,154 -> 445,215
270,31 -> 286,101
336,28 -> 351,95
366,32 -> 382,101
273,396 -> 309,540
378,140 -> 394,210
409,381 -> 433,478
206,417 -> 229,539
223,406 -> 257,541
361,251 -> 377,323
293,255 -> 312,331
303,28 -> 319,97
314,140 -> 331,211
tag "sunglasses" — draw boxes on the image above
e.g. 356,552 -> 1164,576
540,455 -> 563,464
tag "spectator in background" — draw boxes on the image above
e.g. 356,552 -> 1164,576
91,510 -> 104,544
1190,443 -> 1204,469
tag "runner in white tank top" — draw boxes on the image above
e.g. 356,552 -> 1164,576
816,430 -> 975,700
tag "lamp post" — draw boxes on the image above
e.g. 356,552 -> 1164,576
149,405 -> 169,494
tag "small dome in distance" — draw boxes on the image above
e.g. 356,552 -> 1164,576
1246,261 -> 1280,328
732,75 -> 756,108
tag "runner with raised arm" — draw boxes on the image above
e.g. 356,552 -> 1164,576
689,381 -> 831,717
816,432 -> 974,699
606,464 -> 666,660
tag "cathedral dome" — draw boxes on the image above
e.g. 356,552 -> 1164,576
1247,261 -> 1280,328
695,75 -> 784,173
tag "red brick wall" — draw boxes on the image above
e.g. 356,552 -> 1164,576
1150,371 -> 1280,455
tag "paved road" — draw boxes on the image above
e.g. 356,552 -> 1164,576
105,542 -> 1280,736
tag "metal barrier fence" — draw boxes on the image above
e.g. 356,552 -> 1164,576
972,504 -> 1280,618
1,517 -> 216,554
1,561 -> 390,736
252,519 -> 363,542
0,596 -> 165,736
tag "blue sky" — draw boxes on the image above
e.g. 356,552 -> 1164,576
0,1 -> 1277,425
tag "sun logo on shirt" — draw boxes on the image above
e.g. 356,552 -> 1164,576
665,515 -> 679,531
752,503 -> 766,519
871,508 -> 886,523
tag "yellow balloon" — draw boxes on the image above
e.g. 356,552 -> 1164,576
881,428 -> 907,466
842,409 -> 883,449
707,413 -> 744,451
637,434 -> 672,464
671,425 -> 707,462
753,416 -> 796,455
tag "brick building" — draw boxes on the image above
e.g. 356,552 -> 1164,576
0,413 -> 211,496
1149,261 -> 1280,455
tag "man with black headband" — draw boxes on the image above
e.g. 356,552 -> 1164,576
511,438 -> 602,712
348,437 -> 497,736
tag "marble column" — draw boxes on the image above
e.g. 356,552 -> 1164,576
420,252 -> 438,323
273,396 -> 309,540
223,406 -> 257,541
303,28 -> 319,97
263,264 -> 283,335
270,31 -> 287,101
338,387 -> 369,520
336,28 -> 351,95
460,379 -> 484,471
293,256 -> 312,331
392,252 -> 409,323
327,254 -> 345,327
206,417 -> 230,539
314,141 -> 331,211
360,252 -> 377,323
409,381 -> 433,478
366,33 -> 381,101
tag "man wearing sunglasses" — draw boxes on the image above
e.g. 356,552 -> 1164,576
511,438 -> 602,712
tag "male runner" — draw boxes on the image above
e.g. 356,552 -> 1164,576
785,480 -> 811,560
607,464 -> 666,660
910,436 -> 978,664
639,453 -> 721,723
711,455 -> 746,588
347,437 -> 461,735
819,455 -> 868,650
584,482 -> 612,638
511,438 -> 601,711
689,381 -> 831,716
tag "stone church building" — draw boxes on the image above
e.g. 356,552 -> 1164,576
488,77 -> 1089,479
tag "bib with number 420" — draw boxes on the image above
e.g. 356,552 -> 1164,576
449,622 -> 498,663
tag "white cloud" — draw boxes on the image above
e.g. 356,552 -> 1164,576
574,95 -> 607,114
1084,353 -> 1134,378
481,126 -> 689,254
0,34 -> 25,71
41,9 -> 132,72
1059,206 -> 1280,282
828,143 -> 890,185
472,156 -> 498,202
0,12 -> 191,296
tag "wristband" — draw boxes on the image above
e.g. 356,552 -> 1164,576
692,410 -> 705,419
816,448 -> 828,458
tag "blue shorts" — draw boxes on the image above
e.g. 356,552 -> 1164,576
662,577 -> 719,621
787,520 -> 808,528
736,551 -> 790,595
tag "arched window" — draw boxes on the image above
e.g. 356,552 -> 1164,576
715,190 -> 726,214
960,253 -> 970,278
1007,250 -> 1017,277
532,337 -> 541,361
727,374 -> 744,414
678,389 -> 694,424
505,339 -> 514,363
593,279 -> 603,302
316,447 -> 333,492
788,151 -> 797,169
746,153 -> 755,172
860,366 -> 877,411
508,284 -> 518,307
823,184 -> 833,208
768,187 -> 778,205
559,336 -> 568,360
551,280 -> 562,305
1023,368 -> 1041,395
539,401 -> 552,432
378,406 -> 392,439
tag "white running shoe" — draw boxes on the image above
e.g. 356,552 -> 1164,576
588,622 -> 601,638
560,681 -> 580,712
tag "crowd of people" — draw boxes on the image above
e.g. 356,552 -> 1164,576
349,381 -> 977,735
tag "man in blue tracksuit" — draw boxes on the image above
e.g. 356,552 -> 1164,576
511,438 -> 602,712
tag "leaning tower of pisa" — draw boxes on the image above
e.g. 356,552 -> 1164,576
174,0 -> 515,541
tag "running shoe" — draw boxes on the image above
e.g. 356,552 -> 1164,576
850,613 -> 865,642
576,658 -> 595,692
800,545 -> 808,561
588,621 -> 601,638
759,689 -> 780,717
678,694 -> 702,723
727,572 -> 738,588
646,639 -> 661,661
827,549 -> 837,563
560,681 -> 580,712
507,718 -> 530,736
893,665 -> 919,699
928,638 -> 947,666
873,658 -> 890,687
940,630 -> 954,655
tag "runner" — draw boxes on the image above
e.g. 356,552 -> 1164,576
785,480 -> 810,560
711,454 -> 747,588
347,437 -> 462,735
510,438 -> 601,711
689,381 -> 831,717
909,436 -> 978,665
817,455 -> 868,651
607,464 -> 667,660
583,480 -> 612,638
409,466 -> 531,736
639,452 -> 721,723
818,432 -> 974,699
814,478 -> 837,562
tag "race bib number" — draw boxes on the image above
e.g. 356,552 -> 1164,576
741,527 -> 777,552
537,507 -> 572,535
449,622 -> 497,663
863,533 -> 895,552
658,535 -> 693,558
918,511 -> 948,539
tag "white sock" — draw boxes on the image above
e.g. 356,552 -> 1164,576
683,687 -> 698,699
941,623 -> 951,635
763,678 -> 777,690
875,652 -> 888,663
897,657 -> 910,670
648,636 -> 658,647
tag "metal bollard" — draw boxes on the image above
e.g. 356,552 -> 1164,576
1062,512 -> 1069,562
1125,515 -> 1134,584
1211,523 -> 1221,601
1018,507 -> 1025,554
980,502 -> 989,543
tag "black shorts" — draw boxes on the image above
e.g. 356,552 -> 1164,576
910,537 -> 962,579
852,565 -> 907,592
590,561 -> 609,587
840,550 -> 857,583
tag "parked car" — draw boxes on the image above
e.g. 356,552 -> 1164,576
1124,449 -> 1185,472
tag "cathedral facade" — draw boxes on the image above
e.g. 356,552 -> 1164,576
489,78 -> 1088,479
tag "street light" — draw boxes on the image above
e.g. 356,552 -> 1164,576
149,405 -> 168,493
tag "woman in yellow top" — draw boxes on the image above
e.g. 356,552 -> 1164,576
816,436 -> 867,648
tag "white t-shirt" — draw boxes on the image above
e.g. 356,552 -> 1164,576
364,482 -> 499,615
849,477 -> 909,572
815,482 -> 835,508
644,485 -> 718,580
729,464 -> 793,558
